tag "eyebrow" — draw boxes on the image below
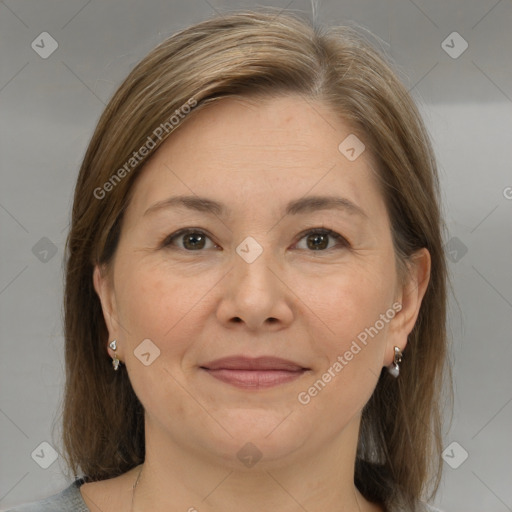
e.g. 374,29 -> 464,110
143,194 -> 368,220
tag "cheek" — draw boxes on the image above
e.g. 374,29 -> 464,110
115,265 -> 206,417
116,262 -> 210,343
297,281 -> 389,424
294,264 -> 392,403
292,262 -> 394,342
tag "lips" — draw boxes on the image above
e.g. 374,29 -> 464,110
201,356 -> 308,372
200,356 -> 309,389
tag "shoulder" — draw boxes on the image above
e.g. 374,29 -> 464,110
2,479 -> 89,512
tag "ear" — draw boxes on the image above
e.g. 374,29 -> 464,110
93,264 -> 122,359
385,247 -> 431,365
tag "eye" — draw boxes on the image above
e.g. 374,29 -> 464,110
162,229 -> 218,251
294,228 -> 349,251
162,227 -> 349,252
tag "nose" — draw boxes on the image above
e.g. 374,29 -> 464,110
216,243 -> 294,332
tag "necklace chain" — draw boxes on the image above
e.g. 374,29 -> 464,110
130,465 -> 143,512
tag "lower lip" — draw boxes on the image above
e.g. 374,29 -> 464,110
202,368 -> 307,389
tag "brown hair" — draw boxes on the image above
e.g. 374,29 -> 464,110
59,8 -> 452,510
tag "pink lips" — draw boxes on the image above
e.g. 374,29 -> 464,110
200,356 -> 309,389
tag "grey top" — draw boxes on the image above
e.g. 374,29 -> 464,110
3,479 -> 443,512
3,479 -> 88,512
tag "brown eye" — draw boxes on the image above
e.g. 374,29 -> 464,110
163,229 -> 217,251
295,229 -> 349,251
182,232 -> 206,250
306,232 -> 329,250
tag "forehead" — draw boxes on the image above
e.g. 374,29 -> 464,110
124,94 -> 384,222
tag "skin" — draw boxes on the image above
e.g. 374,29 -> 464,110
86,94 -> 430,512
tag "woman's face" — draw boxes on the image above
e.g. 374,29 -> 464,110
94,94 -> 427,468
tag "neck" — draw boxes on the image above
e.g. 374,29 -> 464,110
129,413 -> 383,512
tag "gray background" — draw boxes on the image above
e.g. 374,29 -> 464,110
1,0 -> 511,510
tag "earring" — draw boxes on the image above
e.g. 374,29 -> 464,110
109,339 -> 121,371
387,346 -> 403,378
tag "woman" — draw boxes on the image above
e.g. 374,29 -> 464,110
7,8 -> 450,512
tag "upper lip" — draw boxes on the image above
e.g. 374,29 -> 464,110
200,356 -> 308,371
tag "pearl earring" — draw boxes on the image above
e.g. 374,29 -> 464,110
387,346 -> 403,378
109,339 -> 121,371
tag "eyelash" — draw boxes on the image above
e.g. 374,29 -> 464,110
161,227 -> 350,252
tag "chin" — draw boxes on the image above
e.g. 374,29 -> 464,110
203,411 -> 310,464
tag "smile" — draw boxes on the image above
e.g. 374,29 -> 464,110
200,355 -> 310,389
201,368 -> 308,389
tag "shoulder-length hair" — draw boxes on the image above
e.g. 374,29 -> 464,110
60,8 -> 452,510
